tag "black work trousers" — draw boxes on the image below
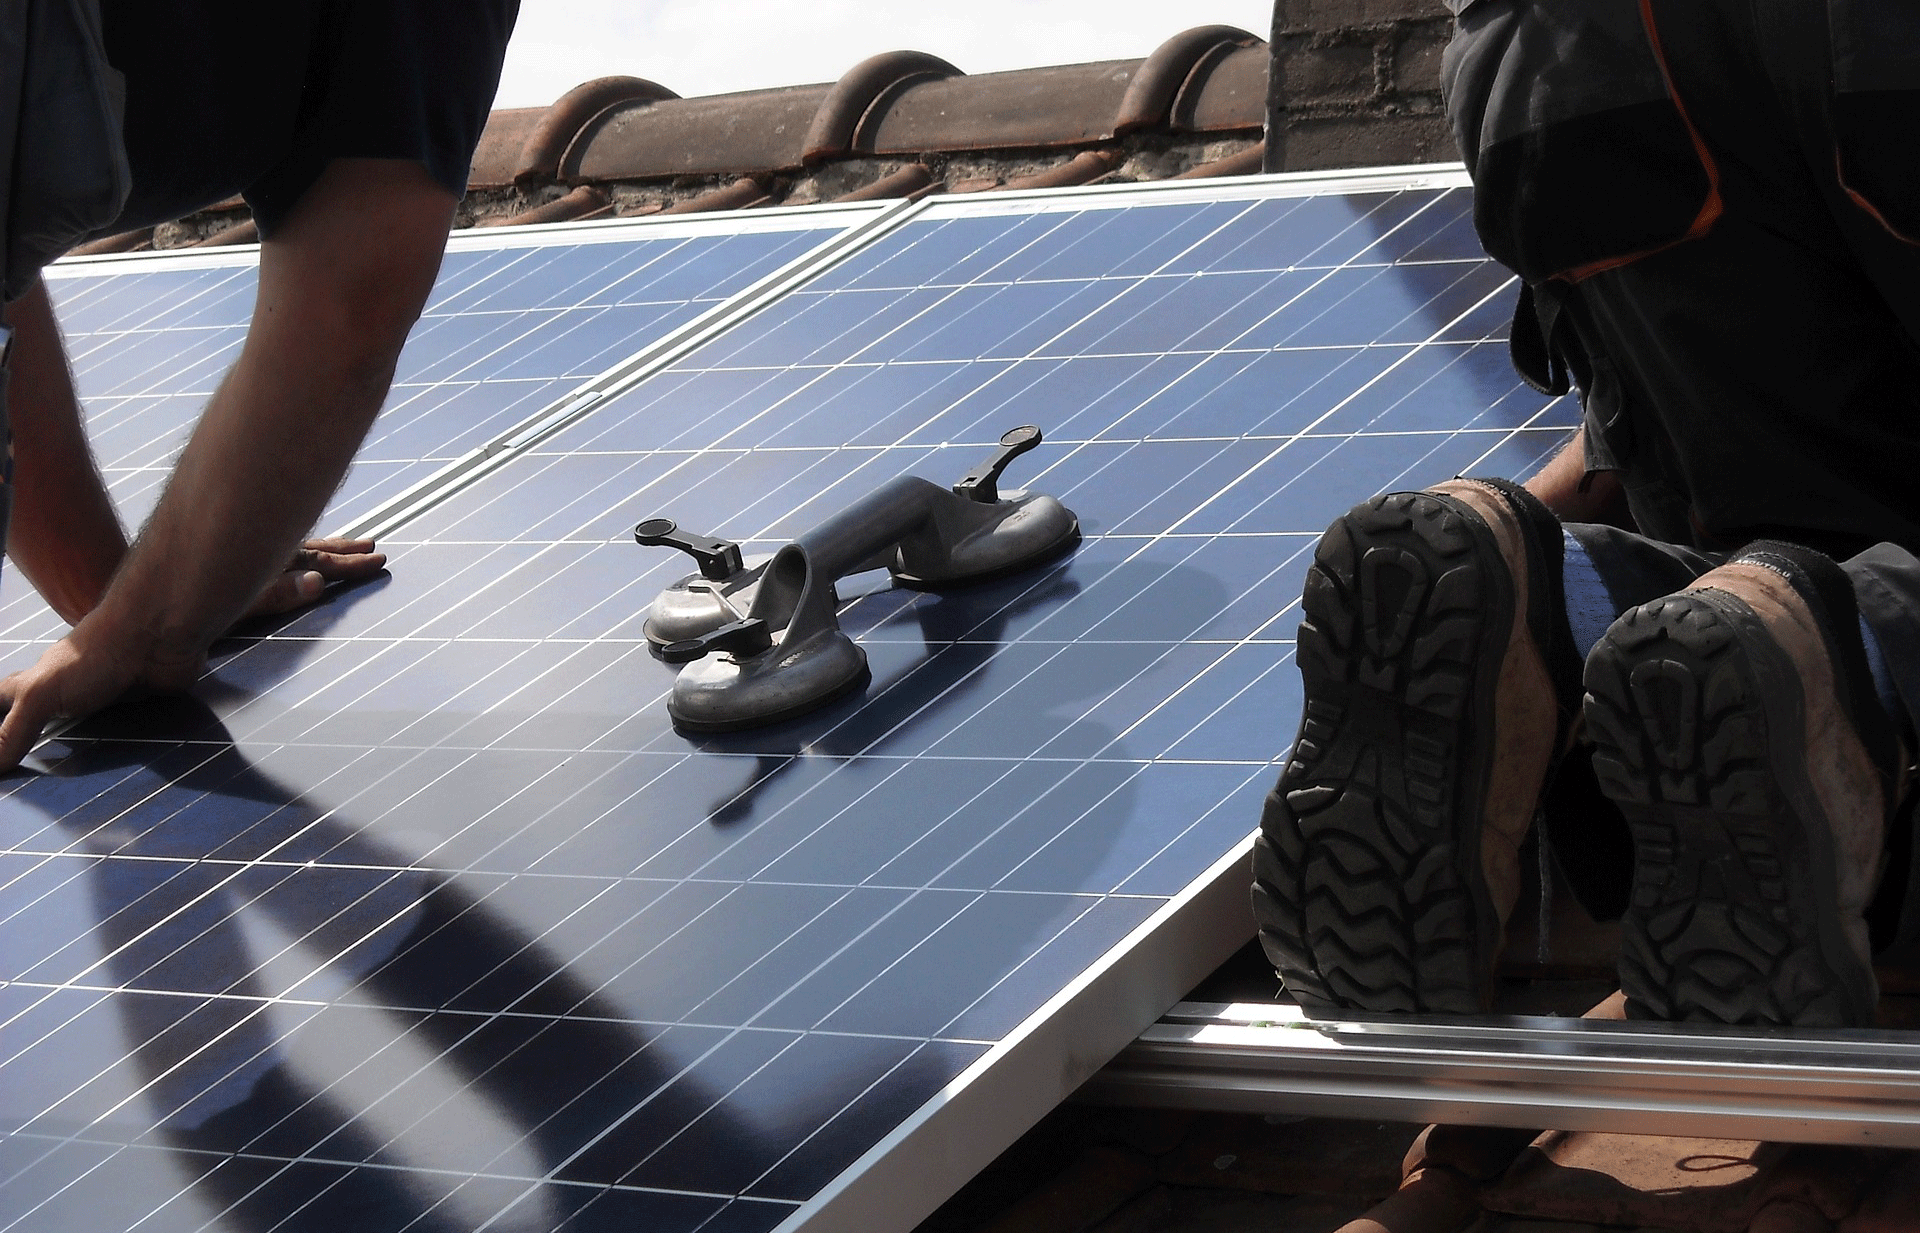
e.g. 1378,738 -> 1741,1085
1444,0 -> 1920,939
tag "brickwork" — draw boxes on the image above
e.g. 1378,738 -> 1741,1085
1263,0 -> 1456,172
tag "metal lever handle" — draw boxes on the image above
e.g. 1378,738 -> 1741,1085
635,517 -> 744,581
952,424 -> 1043,504
658,617 -> 772,664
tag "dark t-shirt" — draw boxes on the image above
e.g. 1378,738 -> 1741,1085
98,0 -> 519,237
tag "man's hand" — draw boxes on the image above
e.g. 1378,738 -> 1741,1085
0,611 -> 201,769
0,536 -> 389,769
243,537 -> 388,620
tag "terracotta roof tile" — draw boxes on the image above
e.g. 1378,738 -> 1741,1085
478,25 -> 1274,222
1338,1166 -> 1480,1233
998,147 -> 1126,191
1116,25 -> 1265,133
656,175 -> 775,215
802,51 -> 964,163
1486,1135 -> 1894,1231
470,78 -> 679,187
560,85 -> 834,181
193,218 -> 259,247
482,184 -> 611,227
1171,140 -> 1269,179
1175,42 -> 1270,131
93,26 -> 1298,249
824,162 -> 938,203
520,76 -> 677,181
467,105 -> 547,188
68,228 -> 153,256
861,60 -> 1140,154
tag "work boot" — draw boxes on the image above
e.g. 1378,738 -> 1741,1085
1583,542 -> 1904,1028
1253,479 -> 1582,1013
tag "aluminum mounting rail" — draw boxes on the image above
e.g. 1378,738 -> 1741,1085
1080,1001 -> 1920,1147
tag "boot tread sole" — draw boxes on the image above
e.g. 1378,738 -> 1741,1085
1254,491 -> 1516,1014
1584,593 -> 1876,1028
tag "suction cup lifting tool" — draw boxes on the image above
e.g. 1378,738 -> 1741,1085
634,518 -> 742,580
633,424 -> 1080,732
658,617 -> 771,664
953,425 -> 1042,504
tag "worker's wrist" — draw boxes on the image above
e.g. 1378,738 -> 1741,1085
70,600 -> 210,694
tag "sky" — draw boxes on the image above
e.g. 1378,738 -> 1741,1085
494,0 -> 1276,107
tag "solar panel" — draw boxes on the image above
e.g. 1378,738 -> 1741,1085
0,207 -> 886,651
0,169 -> 1571,1233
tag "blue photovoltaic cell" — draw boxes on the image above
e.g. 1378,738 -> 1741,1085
50,225 -> 831,522
0,219 -> 857,651
0,178 -> 1571,1233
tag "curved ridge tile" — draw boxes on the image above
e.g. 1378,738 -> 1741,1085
1175,42 -> 1270,132
1170,140 -> 1268,178
560,85 -> 836,180
805,50 -> 964,163
658,176 -> 775,215
859,60 -> 1140,154
1115,25 -> 1263,135
68,228 -> 153,256
522,76 -> 679,182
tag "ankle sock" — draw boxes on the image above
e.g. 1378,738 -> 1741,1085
1560,530 -> 1618,658
1858,613 -> 1902,731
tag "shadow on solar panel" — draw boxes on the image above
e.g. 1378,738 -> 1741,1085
15,701 -> 779,1230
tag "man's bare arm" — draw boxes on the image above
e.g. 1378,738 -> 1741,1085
0,158 -> 454,766
3,280 -> 390,624
1521,425 -> 1631,526
1,280 -> 129,623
